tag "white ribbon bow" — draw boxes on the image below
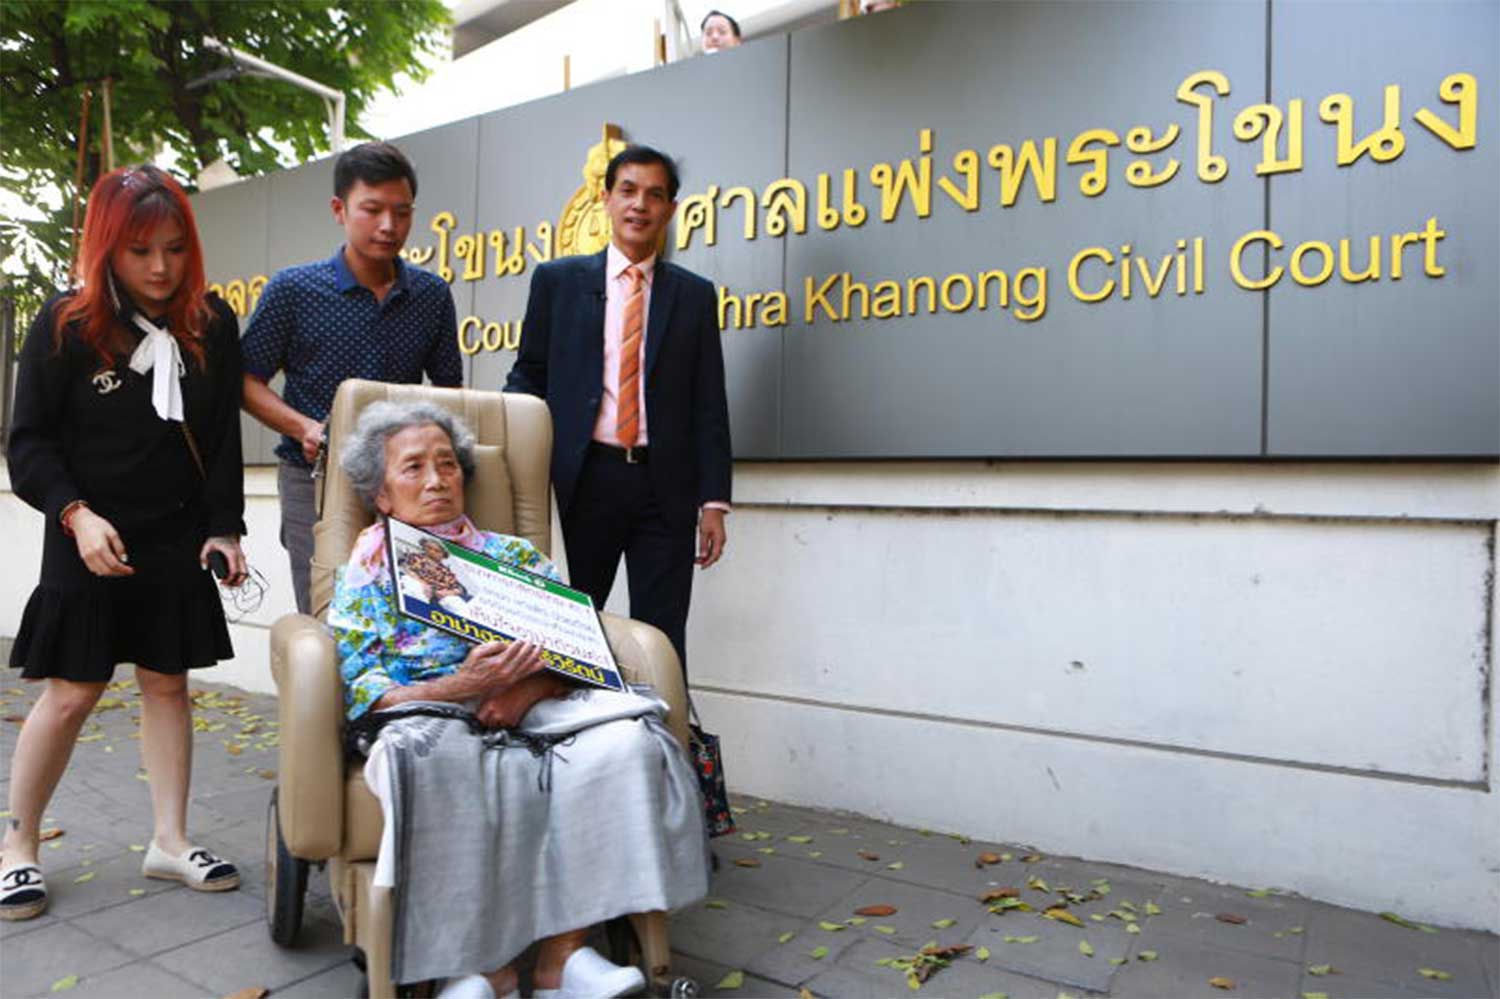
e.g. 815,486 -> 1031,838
126,313 -> 186,422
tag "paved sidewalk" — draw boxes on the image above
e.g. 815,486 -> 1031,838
0,677 -> 1495,999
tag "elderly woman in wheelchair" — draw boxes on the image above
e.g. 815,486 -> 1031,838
328,400 -> 708,999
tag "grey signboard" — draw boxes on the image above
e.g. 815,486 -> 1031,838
193,1 -> 1499,462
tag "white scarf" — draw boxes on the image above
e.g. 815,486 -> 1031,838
126,313 -> 185,422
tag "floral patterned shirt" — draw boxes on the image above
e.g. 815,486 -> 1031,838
329,531 -> 561,720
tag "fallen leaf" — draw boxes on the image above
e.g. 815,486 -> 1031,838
740,832 -> 757,841
73,872 -> 94,884
1302,993 -> 1330,999
1090,914 -> 1106,922
1287,926 -> 1304,935
1208,977 -> 1237,990
1078,940 -> 1094,957
857,904 -> 898,917
1020,853 -> 1043,863
225,744 -> 243,756
858,850 -> 881,861
220,990 -> 270,999
1145,901 -> 1162,916
256,769 -> 276,780
976,946 -> 990,962
128,888 -> 145,896
734,857 -> 761,868
787,835 -> 814,844
1245,888 -> 1276,898
977,852 -> 1002,865
809,946 -> 829,960
705,899 -> 729,910
847,917 -> 867,926
128,844 -> 145,852
977,994 -> 1009,999
1002,935 -> 1039,944
1307,964 -> 1334,977
1043,907 -> 1084,928
818,921 -> 846,932
807,850 -> 823,859
1216,913 -> 1248,925
1138,951 -> 1159,962
714,970 -> 745,990
756,847 -> 776,855
50,975 -> 79,993
1417,968 -> 1453,981
1110,958 -> 1127,965
980,887 -> 1019,903
1027,875 -> 1051,892
799,990 -> 813,999
1379,911 -> 1438,933
887,861 -> 905,871
874,925 -> 897,935
778,931 -> 795,944
39,828 -> 64,841
1126,923 -> 1141,934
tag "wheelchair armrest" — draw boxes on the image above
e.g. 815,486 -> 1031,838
600,612 -> 691,752
269,613 -> 345,860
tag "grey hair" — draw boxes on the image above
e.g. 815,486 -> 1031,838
339,400 -> 477,510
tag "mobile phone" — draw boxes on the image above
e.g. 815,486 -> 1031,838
207,550 -> 230,580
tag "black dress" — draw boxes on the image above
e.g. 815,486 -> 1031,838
7,293 -> 246,681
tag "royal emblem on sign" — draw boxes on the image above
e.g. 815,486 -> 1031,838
555,123 -> 628,258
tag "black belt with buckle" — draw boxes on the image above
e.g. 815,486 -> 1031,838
589,441 -> 649,464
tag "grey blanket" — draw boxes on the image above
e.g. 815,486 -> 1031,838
379,688 -> 710,984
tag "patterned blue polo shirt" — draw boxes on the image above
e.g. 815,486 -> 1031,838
241,247 -> 464,467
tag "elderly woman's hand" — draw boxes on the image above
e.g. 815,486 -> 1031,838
459,639 -> 547,699
476,671 -> 571,729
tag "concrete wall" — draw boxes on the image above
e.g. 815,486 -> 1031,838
3,459 -> 1496,930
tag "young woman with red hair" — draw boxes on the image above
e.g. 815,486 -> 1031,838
1,165 -> 248,920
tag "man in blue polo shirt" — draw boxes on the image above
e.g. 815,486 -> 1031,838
241,141 -> 462,614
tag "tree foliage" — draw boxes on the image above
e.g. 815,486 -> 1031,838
0,0 -> 449,311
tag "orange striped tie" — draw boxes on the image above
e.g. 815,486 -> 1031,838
616,265 -> 644,446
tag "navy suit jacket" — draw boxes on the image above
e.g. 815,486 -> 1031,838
504,250 -> 732,529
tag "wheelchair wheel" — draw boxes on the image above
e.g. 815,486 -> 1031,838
265,787 -> 309,946
605,917 -> 698,998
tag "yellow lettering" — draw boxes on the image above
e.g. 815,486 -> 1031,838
871,281 -> 902,318
841,275 -> 871,320
1068,247 -> 1115,303
1230,230 -> 1284,290
1338,236 -> 1382,283
805,273 -> 840,323
940,273 -> 975,312
1420,216 -> 1447,277
1290,240 -> 1334,287
906,275 -> 937,315
1013,268 -> 1047,322
976,270 -> 1009,309
718,286 -> 743,329
458,315 -> 482,355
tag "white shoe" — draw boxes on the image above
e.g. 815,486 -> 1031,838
532,946 -> 645,999
141,841 -> 240,891
436,975 -> 507,999
0,862 -> 47,921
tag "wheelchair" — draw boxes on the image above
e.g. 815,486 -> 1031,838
263,379 -> 699,998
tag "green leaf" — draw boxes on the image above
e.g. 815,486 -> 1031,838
777,931 -> 795,944
787,835 -> 813,843
931,918 -> 956,929
907,972 -> 921,991
1379,911 -> 1437,933
1110,958 -> 1127,965
818,921 -> 846,932
809,946 -> 829,960
72,872 -> 94,884
874,925 -> 898,935
714,970 -> 745,990
1078,940 -> 1094,957
977,994 -> 1010,999
705,899 -> 729,910
807,851 -> 823,858
887,862 -> 904,870
1126,923 -> 1141,934
1307,964 -> 1333,976
1002,935 -> 1039,944
847,917 -> 867,926
1246,888 -> 1275,898
50,975 -> 79,993
1138,951 -> 1159,962
757,847 -> 777,855
127,888 -> 145,897
1301,993 -> 1330,999
1144,901 -> 1162,916
1418,968 -> 1453,981
976,946 -> 990,961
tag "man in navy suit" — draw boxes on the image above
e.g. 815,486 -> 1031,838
505,145 -> 732,673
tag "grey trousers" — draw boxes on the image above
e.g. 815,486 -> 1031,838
276,460 -> 317,615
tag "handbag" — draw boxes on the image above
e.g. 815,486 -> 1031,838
687,698 -> 735,838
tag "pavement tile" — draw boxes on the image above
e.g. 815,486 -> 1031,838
268,957 -> 366,999
966,905 -> 1135,992
153,913 -> 350,994
708,853 -> 871,919
803,935 -> 1057,999
1108,938 -> 1304,999
42,851 -> 178,919
744,912 -> 863,987
669,896 -> 798,968
814,875 -> 986,949
1298,902 -> 1494,998
0,907 -> 57,941
69,880 -> 264,957
0,920 -> 136,998
1141,881 -> 1311,962
669,949 -> 801,996
24,958 -> 207,999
